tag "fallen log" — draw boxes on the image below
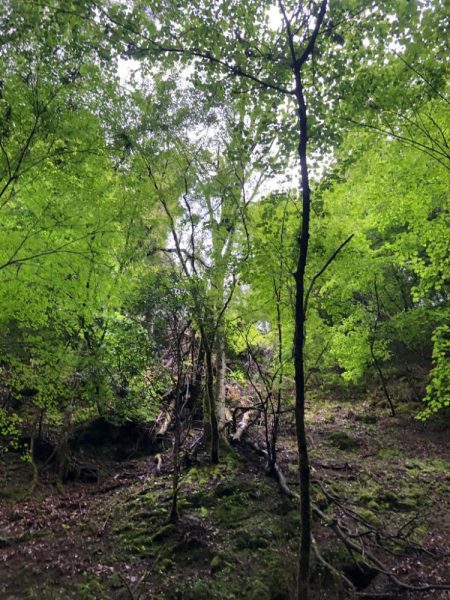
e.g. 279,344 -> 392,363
154,398 -> 175,439
231,405 -> 263,443
228,414 -> 295,500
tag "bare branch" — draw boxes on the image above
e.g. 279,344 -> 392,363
304,233 -> 354,313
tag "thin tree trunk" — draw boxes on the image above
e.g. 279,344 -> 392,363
271,292 -> 284,468
28,434 -> 39,495
189,336 -> 205,412
169,383 -> 181,523
204,341 -> 219,464
215,332 -> 227,431
293,80 -> 313,598
279,2 -> 328,596
371,278 -> 396,416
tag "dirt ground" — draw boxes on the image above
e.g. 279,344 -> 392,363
0,400 -> 449,599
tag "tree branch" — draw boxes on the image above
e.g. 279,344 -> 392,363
304,233 -> 354,313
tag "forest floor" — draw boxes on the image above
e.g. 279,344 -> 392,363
0,399 -> 449,600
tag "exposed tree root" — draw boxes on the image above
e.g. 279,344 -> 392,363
238,437 -> 295,500
234,427 -> 450,595
311,533 -> 356,593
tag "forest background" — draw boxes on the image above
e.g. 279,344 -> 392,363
0,1 -> 448,599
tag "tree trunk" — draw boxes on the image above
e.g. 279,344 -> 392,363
271,292 -> 284,468
169,384 -> 181,523
204,341 -> 219,464
282,4 -> 327,596
189,337 -> 205,413
293,83 -> 313,598
215,332 -> 228,432
28,434 -> 39,495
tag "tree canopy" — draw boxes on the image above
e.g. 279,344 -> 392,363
0,1 -> 448,598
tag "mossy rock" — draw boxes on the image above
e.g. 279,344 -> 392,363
354,507 -> 380,526
183,490 -> 215,508
378,491 -> 418,512
214,482 -> 240,498
320,547 -> 378,590
212,496 -> 251,526
172,537 -> 214,565
328,431 -> 361,451
234,533 -> 270,550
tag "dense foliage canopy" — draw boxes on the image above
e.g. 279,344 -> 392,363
0,1 -> 448,597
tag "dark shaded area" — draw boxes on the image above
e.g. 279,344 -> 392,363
70,417 -> 155,460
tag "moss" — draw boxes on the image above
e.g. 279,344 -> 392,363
355,414 -> 377,424
234,532 -> 270,550
173,579 -> 223,599
172,537 -> 214,566
328,431 -> 361,450
151,523 -> 177,543
120,531 -> 154,555
320,547 -> 378,590
354,507 -> 380,526
211,487 -> 253,526
312,488 -> 330,511
405,457 -> 449,474
184,453 -> 239,487
77,578 -> 107,600
210,554 -> 226,573
377,448 -> 399,459
414,525 -> 428,538
395,403 -> 416,416
118,521 -> 177,556
0,484 -> 29,502
158,557 -> 174,571
181,490 -> 214,509
214,482 -> 240,497
243,578 -> 271,600
142,490 -> 157,504
283,508 -> 300,532
357,484 -> 383,505
377,491 -> 413,512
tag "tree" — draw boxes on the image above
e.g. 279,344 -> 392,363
0,0 -> 171,473
1,1 -> 448,596
100,0 -> 448,595
310,124 -> 449,414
